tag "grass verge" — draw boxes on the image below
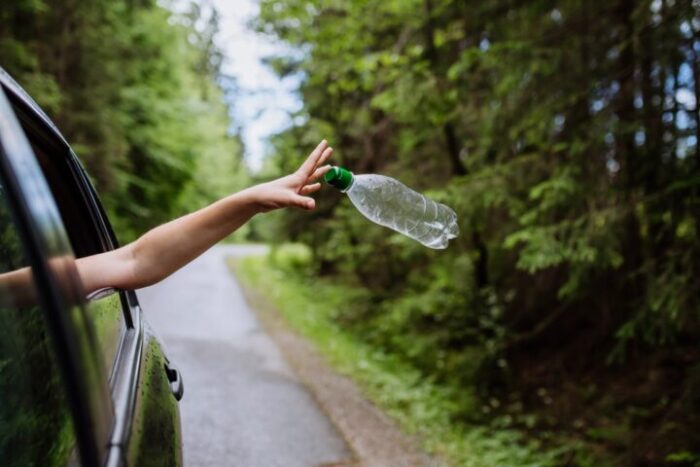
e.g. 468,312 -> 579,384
230,245 -> 564,467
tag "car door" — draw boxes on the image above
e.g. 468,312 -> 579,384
0,72 -> 182,466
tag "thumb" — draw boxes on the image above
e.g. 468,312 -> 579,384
292,195 -> 316,210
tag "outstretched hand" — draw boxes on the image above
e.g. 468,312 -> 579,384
73,140 -> 334,294
246,139 -> 334,213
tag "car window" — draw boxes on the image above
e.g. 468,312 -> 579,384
0,184 -> 79,466
85,289 -> 126,378
12,106 -> 128,380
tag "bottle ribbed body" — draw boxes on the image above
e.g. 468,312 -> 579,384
345,174 -> 459,249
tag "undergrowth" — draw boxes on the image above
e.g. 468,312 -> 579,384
231,245 -> 570,467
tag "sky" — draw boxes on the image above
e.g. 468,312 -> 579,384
207,0 -> 302,172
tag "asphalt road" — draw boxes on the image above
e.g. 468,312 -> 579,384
137,245 -> 352,467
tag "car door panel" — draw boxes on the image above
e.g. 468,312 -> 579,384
126,328 -> 183,467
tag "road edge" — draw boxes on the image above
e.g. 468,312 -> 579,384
229,258 -> 441,467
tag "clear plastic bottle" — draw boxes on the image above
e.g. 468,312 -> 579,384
323,166 -> 459,249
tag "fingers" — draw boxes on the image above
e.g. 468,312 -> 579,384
309,164 -> 332,182
292,195 -> 316,210
317,146 -> 334,169
288,139 -> 333,211
298,139 -> 328,177
299,182 -> 322,196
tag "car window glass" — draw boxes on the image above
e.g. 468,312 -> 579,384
86,289 -> 126,378
0,183 -> 79,466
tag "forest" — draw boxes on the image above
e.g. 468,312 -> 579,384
0,0 -> 248,242
253,0 -> 700,465
1,0 -> 699,465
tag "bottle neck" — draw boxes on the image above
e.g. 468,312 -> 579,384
323,166 -> 354,191
340,175 -> 354,193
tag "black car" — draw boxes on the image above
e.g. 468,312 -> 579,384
0,68 -> 183,466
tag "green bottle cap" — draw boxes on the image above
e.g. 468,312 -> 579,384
323,166 -> 354,191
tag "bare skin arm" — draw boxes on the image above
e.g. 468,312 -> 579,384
0,266 -> 34,307
76,140 -> 333,293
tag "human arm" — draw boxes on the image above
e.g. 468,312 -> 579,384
0,266 -> 36,307
76,140 -> 334,293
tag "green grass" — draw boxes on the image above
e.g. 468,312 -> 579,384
231,244 -> 565,467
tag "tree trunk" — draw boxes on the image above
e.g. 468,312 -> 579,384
423,0 -> 467,176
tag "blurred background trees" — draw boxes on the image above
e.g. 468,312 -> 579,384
255,0 -> 700,463
0,0 -> 247,241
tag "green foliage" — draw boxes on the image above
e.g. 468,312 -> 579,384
666,451 -> 700,466
268,243 -> 314,277
234,251 -> 565,466
255,0 -> 700,463
0,0 -> 247,241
